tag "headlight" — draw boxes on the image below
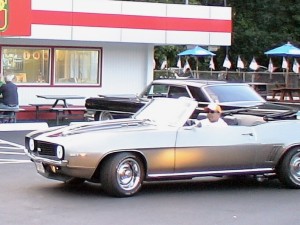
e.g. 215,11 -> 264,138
56,145 -> 64,159
29,139 -> 35,151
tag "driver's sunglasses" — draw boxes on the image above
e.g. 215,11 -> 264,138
208,110 -> 218,114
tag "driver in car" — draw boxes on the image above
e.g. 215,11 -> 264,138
196,103 -> 228,127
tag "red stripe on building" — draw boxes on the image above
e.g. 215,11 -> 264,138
31,10 -> 232,33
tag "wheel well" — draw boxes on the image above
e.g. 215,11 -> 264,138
91,151 -> 147,182
275,145 -> 300,171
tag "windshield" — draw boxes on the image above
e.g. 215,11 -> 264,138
134,98 -> 197,127
204,84 -> 265,103
140,84 -> 168,98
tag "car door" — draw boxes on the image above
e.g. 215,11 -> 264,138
174,125 -> 259,173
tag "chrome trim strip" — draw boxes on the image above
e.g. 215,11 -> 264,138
148,168 -> 273,178
87,109 -> 135,115
25,149 -> 68,166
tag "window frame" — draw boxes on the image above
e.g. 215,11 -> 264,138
0,45 -> 102,87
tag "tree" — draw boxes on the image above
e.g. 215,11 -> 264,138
122,0 -> 300,70
229,0 -> 300,69
154,45 -> 186,69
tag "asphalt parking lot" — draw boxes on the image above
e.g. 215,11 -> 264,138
0,123 -> 48,143
2,122 -> 300,225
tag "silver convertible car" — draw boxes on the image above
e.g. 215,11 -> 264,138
25,97 -> 300,197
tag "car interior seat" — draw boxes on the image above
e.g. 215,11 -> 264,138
234,114 -> 266,126
197,113 -> 207,120
222,115 -> 238,126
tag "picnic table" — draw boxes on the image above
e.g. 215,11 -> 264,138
271,87 -> 300,101
32,95 -> 86,124
36,95 -> 85,107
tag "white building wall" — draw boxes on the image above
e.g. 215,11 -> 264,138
100,44 -> 151,95
0,0 -> 231,106
16,42 -> 152,105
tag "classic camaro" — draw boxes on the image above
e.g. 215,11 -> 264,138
25,97 -> 300,197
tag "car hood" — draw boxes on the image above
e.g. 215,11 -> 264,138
27,118 -> 179,152
27,118 -> 154,138
27,98 -> 198,147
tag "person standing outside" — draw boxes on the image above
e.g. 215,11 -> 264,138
0,74 -> 19,109
196,103 -> 227,127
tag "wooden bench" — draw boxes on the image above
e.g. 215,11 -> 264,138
0,108 -> 25,123
51,107 -> 86,125
30,103 -> 73,119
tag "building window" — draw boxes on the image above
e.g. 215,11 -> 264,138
2,47 -> 50,84
1,46 -> 101,86
54,48 -> 100,85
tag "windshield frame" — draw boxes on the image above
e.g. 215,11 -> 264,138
134,97 -> 198,127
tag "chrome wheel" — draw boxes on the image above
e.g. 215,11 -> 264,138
278,148 -> 300,188
117,158 -> 141,191
101,153 -> 144,197
99,111 -> 113,121
289,152 -> 300,183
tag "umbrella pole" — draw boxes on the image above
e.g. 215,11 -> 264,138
286,58 -> 290,87
196,57 -> 199,77
285,69 -> 289,87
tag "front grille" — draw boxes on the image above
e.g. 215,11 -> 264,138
37,141 -> 56,156
25,137 -> 61,160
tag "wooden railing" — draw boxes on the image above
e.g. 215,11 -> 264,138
154,70 -> 299,88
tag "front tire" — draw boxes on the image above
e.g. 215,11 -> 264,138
277,147 -> 300,188
101,153 -> 144,197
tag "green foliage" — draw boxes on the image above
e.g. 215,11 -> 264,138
122,0 -> 300,70
229,0 -> 300,69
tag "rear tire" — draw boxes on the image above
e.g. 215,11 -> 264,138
277,147 -> 300,188
94,111 -> 113,121
101,153 -> 144,197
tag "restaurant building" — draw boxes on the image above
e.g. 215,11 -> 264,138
0,0 -> 231,119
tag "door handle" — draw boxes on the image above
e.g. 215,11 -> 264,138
242,133 -> 253,136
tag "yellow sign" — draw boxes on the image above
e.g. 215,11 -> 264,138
23,51 -> 30,60
0,0 -> 8,31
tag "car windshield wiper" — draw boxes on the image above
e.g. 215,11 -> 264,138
263,109 -> 298,121
221,105 -> 297,121
222,107 -> 253,116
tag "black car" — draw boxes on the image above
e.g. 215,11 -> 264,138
85,79 -> 296,121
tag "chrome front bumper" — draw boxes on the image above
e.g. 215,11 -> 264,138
24,148 -> 68,166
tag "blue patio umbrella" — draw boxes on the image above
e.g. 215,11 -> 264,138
178,46 -> 215,72
264,42 -> 300,57
178,46 -> 216,56
265,42 -> 300,86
